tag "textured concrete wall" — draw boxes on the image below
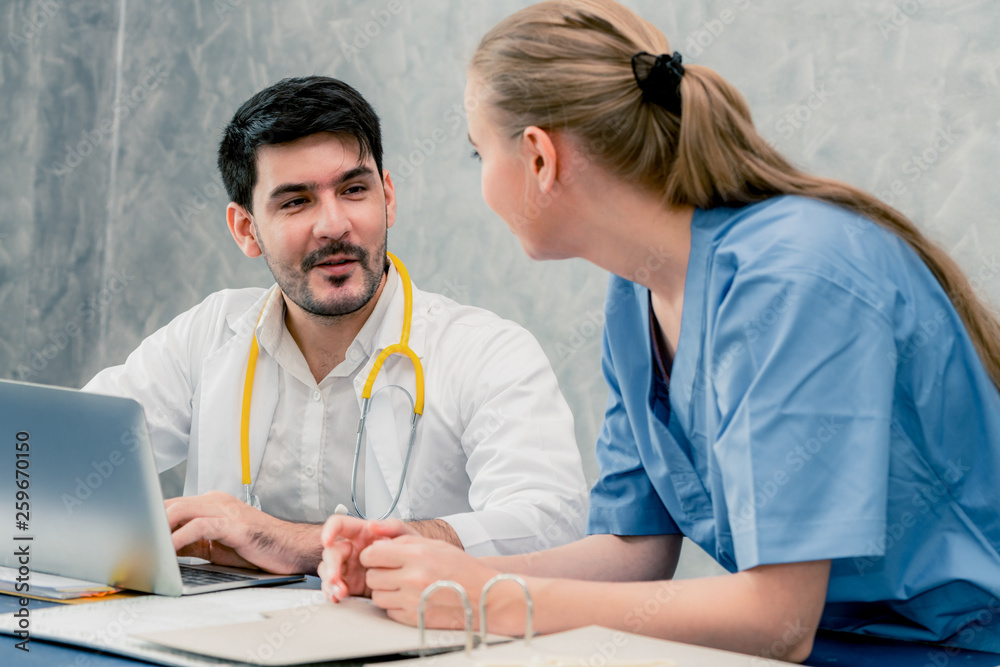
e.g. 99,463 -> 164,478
2,0 -> 998,577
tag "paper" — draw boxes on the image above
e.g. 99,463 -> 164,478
134,597 -> 511,666
0,587 -> 326,667
0,565 -> 120,599
378,626 -> 800,667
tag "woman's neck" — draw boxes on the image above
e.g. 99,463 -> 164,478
570,177 -> 694,300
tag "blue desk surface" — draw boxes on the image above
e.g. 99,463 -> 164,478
3,584 -> 999,667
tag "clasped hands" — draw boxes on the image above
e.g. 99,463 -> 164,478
165,491 -> 502,629
317,513 -> 503,629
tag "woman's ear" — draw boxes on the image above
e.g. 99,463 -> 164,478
522,126 -> 558,194
227,203 -> 263,258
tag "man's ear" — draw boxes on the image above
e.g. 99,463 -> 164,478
522,126 -> 558,194
382,170 -> 397,230
227,202 -> 262,258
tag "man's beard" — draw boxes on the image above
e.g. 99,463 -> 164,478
262,232 -> 388,319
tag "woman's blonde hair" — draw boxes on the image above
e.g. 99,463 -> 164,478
470,0 -> 1000,390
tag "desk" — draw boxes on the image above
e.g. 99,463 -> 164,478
3,583 -> 1000,666
808,630 -> 1000,666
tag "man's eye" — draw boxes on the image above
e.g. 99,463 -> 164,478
344,185 -> 367,195
281,198 -> 307,209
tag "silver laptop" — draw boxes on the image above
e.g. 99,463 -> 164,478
0,379 -> 303,595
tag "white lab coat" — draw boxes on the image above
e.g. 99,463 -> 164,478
84,270 -> 588,556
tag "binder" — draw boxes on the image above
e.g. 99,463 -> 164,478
383,624 -> 800,667
380,575 -> 800,667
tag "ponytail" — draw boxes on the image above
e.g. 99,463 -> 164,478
472,0 -> 1000,389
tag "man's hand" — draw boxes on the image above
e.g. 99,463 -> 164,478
406,518 -> 463,547
165,491 -> 321,574
318,515 -> 419,601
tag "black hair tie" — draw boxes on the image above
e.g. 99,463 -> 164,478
631,51 -> 685,116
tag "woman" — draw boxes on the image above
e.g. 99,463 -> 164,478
318,0 -> 1000,660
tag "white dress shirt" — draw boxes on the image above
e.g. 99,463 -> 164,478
85,264 -> 589,555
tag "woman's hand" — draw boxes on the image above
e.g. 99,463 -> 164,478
360,535 -> 511,631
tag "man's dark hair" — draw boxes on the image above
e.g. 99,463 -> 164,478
217,76 -> 383,213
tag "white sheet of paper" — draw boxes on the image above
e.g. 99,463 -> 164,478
0,587 -> 326,667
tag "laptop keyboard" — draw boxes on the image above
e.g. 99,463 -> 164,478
179,564 -> 256,587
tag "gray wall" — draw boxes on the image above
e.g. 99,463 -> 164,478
3,0 -> 999,577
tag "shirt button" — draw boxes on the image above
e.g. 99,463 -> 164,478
304,465 -> 315,477
312,391 -> 321,402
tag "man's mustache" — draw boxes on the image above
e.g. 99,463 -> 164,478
301,242 -> 369,271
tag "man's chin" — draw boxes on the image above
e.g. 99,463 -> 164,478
305,294 -> 368,318
302,284 -> 376,318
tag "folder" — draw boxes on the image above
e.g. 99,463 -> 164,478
133,597 -> 512,665
0,565 -> 122,601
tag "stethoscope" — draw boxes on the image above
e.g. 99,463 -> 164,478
240,251 -> 425,519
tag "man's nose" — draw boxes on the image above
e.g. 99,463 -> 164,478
313,193 -> 351,240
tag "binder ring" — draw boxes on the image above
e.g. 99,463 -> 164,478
480,574 -> 533,646
418,580 -> 476,655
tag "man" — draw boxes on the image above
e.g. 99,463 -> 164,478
84,76 -> 587,574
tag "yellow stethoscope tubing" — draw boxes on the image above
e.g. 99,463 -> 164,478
241,340 -> 261,488
240,287 -> 274,508
239,252 -> 425,518
362,251 -> 424,412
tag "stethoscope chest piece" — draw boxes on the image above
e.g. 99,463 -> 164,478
243,484 -> 261,511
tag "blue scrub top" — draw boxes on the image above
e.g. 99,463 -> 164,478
588,195 -> 1000,652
